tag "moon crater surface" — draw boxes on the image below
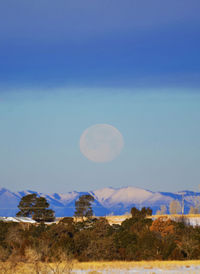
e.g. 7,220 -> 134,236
80,124 -> 124,163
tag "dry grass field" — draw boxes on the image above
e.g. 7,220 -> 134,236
53,214 -> 200,228
71,214 -> 200,226
59,215 -> 132,225
150,214 -> 200,218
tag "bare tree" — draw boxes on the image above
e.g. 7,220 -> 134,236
169,200 -> 181,214
177,235 -> 199,259
24,247 -> 73,274
45,251 -> 73,274
156,205 -> 167,215
189,205 -> 199,214
190,186 -> 200,214
194,196 -> 200,213
160,205 -> 167,215
25,247 -> 42,274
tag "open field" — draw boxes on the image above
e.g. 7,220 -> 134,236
1,260 -> 200,273
150,214 -> 200,218
106,214 -> 200,226
70,214 -> 200,226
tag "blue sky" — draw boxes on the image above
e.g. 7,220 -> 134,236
0,1 -> 200,193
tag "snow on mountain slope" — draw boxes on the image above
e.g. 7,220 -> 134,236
94,186 -> 153,206
145,192 -> 173,204
0,188 -> 21,216
48,192 -> 80,206
93,187 -> 118,203
0,186 -> 200,217
93,187 -> 116,205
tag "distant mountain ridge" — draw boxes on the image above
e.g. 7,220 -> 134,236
0,186 -> 199,217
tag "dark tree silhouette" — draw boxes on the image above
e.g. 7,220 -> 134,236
140,207 -> 152,217
131,207 -> 152,218
74,194 -> 94,219
32,196 -> 55,222
16,194 -> 55,222
16,193 -> 37,218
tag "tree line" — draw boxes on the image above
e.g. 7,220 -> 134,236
15,193 -> 95,222
0,198 -> 199,265
16,193 -> 200,224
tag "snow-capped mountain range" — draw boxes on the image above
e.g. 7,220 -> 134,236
0,186 -> 199,217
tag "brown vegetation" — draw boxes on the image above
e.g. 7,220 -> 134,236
0,207 -> 200,273
150,217 -> 175,237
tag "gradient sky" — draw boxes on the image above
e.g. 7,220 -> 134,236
0,0 -> 200,193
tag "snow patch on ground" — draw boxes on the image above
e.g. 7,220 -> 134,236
73,265 -> 200,273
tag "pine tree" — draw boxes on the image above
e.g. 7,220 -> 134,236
16,194 -> 55,222
16,193 -> 37,217
74,194 -> 94,219
32,197 -> 55,222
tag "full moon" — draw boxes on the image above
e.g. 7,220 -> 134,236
80,124 -> 124,163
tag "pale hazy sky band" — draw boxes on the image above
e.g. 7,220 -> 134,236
0,1 -> 200,193
1,89 -> 200,193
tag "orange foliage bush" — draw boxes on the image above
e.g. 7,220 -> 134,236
150,217 -> 175,237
